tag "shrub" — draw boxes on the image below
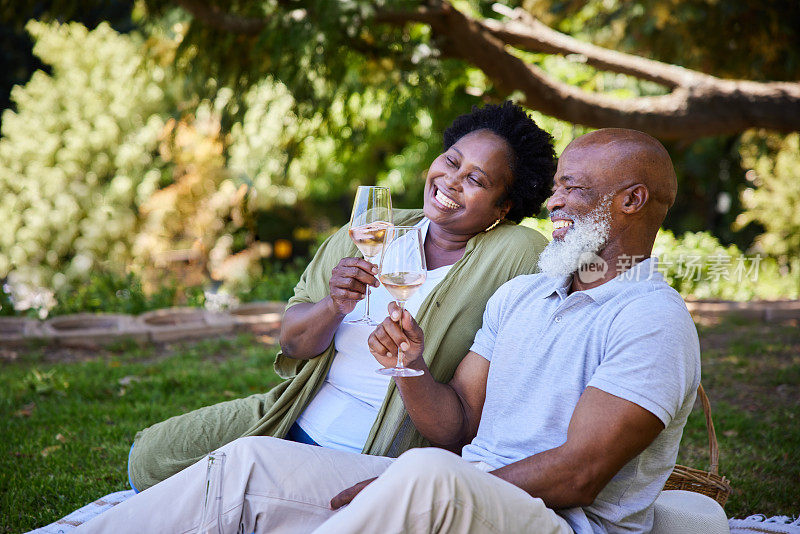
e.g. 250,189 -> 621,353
735,131 -> 800,294
49,271 -> 206,317
0,283 -> 15,316
652,230 -> 798,300
132,105 -> 270,294
0,21 -> 178,292
736,131 -> 800,280
238,259 -> 309,303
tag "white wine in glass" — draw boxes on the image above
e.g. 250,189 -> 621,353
380,272 -> 426,302
348,221 -> 391,259
345,186 -> 392,326
376,226 -> 426,377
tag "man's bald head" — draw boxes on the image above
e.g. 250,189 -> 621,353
542,128 -> 678,282
565,128 -> 677,227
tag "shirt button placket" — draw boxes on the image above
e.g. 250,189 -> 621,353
554,315 -> 563,323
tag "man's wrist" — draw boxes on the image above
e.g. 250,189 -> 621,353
398,352 -> 427,374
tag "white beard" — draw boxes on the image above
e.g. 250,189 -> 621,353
537,200 -> 612,278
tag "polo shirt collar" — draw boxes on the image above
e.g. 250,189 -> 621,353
541,275 -> 573,300
540,257 -> 660,303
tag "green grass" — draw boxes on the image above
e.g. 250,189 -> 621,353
2,320 -> 799,533
0,335 -> 282,533
681,319 -> 800,517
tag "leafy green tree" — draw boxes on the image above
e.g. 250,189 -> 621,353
9,3 -> 798,234
517,0 -> 799,250
126,0 -> 799,139
526,0 -> 800,81
135,0 -> 800,252
3,0 -> 798,300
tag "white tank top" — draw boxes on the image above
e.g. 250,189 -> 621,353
295,218 -> 452,452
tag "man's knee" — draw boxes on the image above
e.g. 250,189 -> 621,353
219,435 -> 282,458
387,447 -> 465,482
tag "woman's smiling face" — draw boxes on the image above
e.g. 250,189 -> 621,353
423,129 -> 514,237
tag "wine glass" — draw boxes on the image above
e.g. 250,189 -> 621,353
376,226 -> 426,377
345,186 -> 392,326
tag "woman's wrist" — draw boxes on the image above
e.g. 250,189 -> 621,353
322,294 -> 348,322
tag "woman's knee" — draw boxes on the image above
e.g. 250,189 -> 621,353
127,432 -> 161,491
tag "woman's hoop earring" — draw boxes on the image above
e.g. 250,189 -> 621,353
484,219 -> 501,232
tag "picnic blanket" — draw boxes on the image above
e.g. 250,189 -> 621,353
730,515 -> 800,534
26,490 -> 135,534
26,490 -> 800,533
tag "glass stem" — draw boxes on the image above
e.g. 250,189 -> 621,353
364,284 -> 371,321
364,255 -> 374,321
396,301 -> 406,369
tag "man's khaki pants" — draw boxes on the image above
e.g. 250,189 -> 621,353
75,436 -> 573,534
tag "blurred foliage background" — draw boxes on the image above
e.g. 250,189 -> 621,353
0,0 -> 798,317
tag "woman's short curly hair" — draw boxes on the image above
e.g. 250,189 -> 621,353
442,101 -> 556,223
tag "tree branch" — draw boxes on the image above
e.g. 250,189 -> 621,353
372,5 -> 448,27
482,5 -> 696,89
175,0 -> 267,34
372,2 -> 800,140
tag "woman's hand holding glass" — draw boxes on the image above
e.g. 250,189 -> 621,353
368,302 -> 425,372
345,185 -> 392,326
327,257 -> 380,316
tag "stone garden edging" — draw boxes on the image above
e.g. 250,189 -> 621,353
0,317 -> 49,345
0,301 -> 286,348
684,299 -> 800,323
43,313 -> 149,348
1,299 -> 798,347
139,307 -> 236,343
227,301 -> 285,333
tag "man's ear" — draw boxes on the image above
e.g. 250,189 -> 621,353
619,184 -> 649,214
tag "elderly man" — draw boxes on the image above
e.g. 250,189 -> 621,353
76,129 -> 700,534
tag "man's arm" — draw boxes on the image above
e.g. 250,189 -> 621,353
367,305 -> 489,451
330,309 -> 488,510
491,386 -> 665,509
330,380 -> 663,511
397,351 -> 489,451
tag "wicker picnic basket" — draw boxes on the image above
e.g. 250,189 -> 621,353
664,383 -> 732,506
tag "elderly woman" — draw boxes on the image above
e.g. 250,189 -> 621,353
128,101 -> 555,491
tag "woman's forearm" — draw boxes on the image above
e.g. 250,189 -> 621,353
279,297 -> 346,359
